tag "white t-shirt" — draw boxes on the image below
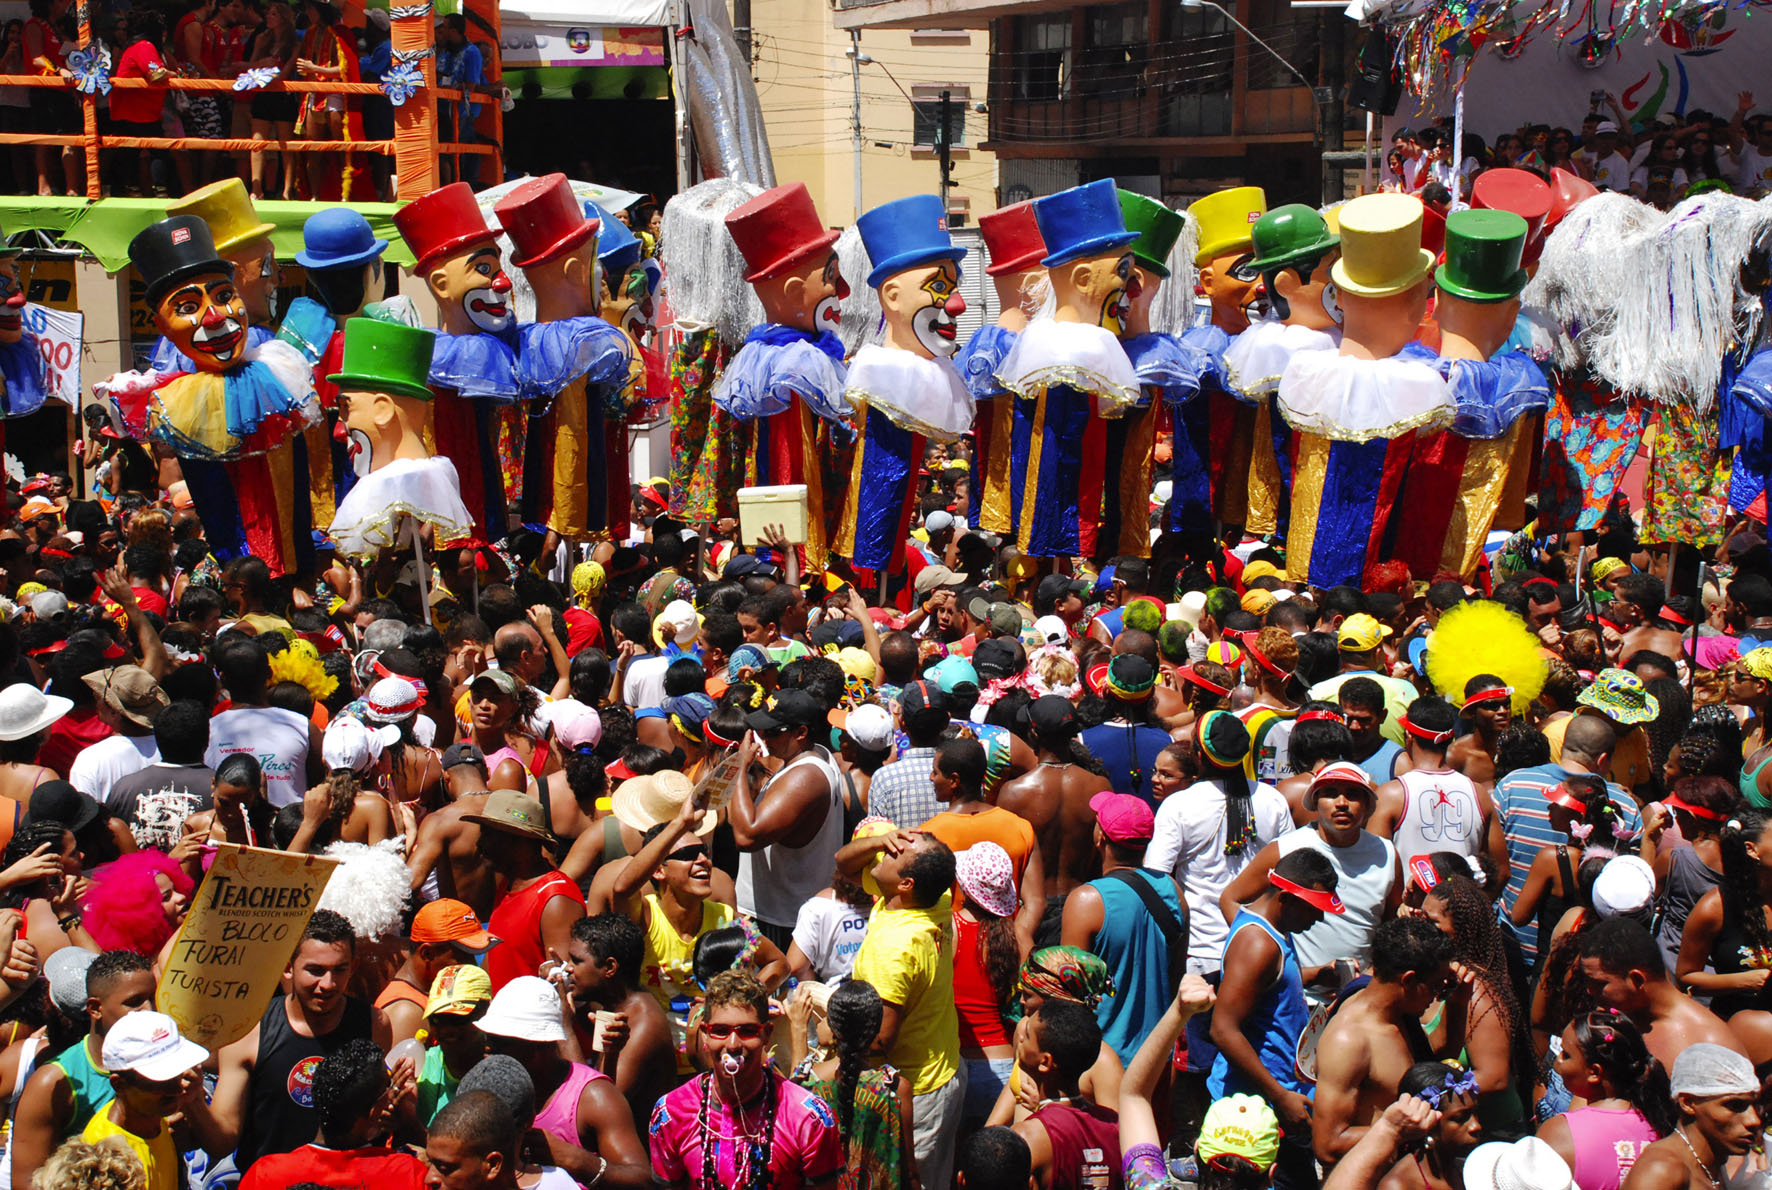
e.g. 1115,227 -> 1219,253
1739,146 -> 1772,192
205,705 -> 312,807
1275,826 -> 1399,974
623,654 -> 670,711
1145,777 -> 1292,972
792,895 -> 870,981
1590,151 -> 1632,191
68,734 -> 159,802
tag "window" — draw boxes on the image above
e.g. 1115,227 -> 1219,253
912,97 -> 967,149
1008,15 -> 1070,103
1076,2 -> 1147,99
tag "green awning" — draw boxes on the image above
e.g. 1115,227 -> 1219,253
0,196 -> 415,272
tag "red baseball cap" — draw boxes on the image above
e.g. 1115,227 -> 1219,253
411,898 -> 496,951
1090,792 -> 1155,844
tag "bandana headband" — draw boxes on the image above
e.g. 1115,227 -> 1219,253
1399,714 -> 1453,745
1296,708 -> 1344,724
1462,686 -> 1512,709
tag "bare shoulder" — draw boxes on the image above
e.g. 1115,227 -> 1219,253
1622,1140 -> 1692,1190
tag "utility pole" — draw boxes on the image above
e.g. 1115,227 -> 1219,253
851,31 -> 863,220
937,89 -> 953,219
733,0 -> 752,74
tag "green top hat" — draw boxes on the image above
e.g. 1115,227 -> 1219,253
326,317 -> 436,403
1118,190 -> 1185,278
1435,209 -> 1529,304
1249,204 -> 1339,274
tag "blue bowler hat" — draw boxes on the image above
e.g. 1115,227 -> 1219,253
1033,179 -> 1139,268
856,194 -> 966,289
588,203 -> 643,275
295,207 -> 389,271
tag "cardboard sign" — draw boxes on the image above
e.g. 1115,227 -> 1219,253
157,844 -> 338,1051
21,304 -> 80,408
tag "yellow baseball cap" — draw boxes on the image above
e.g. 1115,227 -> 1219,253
1329,193 -> 1437,299
1337,612 -> 1393,652
1241,560 -> 1284,585
1198,1094 -> 1280,1171
1190,186 -> 1267,266
425,964 -> 493,1017
1242,589 -> 1277,615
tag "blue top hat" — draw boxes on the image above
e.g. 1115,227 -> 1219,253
295,207 -> 389,272
1033,179 -> 1140,268
588,203 -> 643,275
856,195 -> 966,289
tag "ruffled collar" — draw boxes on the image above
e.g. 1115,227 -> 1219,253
712,330 -> 851,423
1224,319 -> 1340,400
998,317 -> 1140,412
843,343 -> 974,441
746,322 -> 845,363
1393,341 -> 1551,439
431,327 -> 522,401
1275,348 -> 1455,443
954,324 -> 1019,400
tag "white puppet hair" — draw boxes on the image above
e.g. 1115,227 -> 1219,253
1148,210 -> 1202,338
835,225 -> 884,356
1524,190 -> 1772,410
316,838 -> 412,941
660,177 -> 766,346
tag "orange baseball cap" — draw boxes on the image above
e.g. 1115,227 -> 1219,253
411,898 -> 496,951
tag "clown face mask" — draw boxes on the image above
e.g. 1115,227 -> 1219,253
1201,249 -> 1266,332
230,238 -> 281,326
339,386 -> 429,477
880,260 -> 965,358
1272,248 -> 1343,332
0,258 -> 24,347
156,275 -> 248,372
1120,263 -> 1161,337
433,246 -> 513,335
754,251 -> 847,335
1051,250 -> 1136,334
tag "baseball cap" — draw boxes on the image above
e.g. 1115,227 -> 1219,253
1034,574 -> 1089,609
1591,855 -> 1656,919
1033,615 -> 1068,647
1029,694 -> 1079,738
1241,560 -> 1283,585
843,703 -> 894,753
1594,120 -> 1620,134
1197,1094 -> 1281,1172
101,1010 -> 210,1083
469,669 -> 520,698
973,637 -> 1022,680
898,679 -> 950,723
478,975 -> 568,1042
1337,613 -> 1393,652
412,897 -> 496,950
29,591 -> 67,622
747,690 -> 827,732
723,554 -> 779,580
426,964 -> 493,1017
914,565 -> 964,596
1242,589 -> 1277,615
924,655 -> 979,693
549,699 -> 603,750
321,716 -> 401,773
925,510 -> 955,534
986,603 -> 1023,636
1090,792 -> 1155,843
441,742 -> 487,771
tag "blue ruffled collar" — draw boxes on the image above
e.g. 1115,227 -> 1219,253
746,322 -> 844,363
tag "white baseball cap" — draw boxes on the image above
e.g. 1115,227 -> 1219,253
1033,615 -> 1068,647
101,1010 -> 210,1083
477,975 -> 568,1043
321,717 -> 400,774
1591,856 -> 1656,919
844,703 -> 894,753
925,510 -> 955,533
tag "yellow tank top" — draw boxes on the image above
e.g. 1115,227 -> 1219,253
635,894 -> 735,1074
82,1111 -> 179,1190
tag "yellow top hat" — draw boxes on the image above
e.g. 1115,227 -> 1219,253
1190,186 -> 1267,266
1328,193 -> 1436,299
1321,201 -> 1347,236
166,178 -> 275,255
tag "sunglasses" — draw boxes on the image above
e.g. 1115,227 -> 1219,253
667,844 -> 708,864
702,1022 -> 765,1040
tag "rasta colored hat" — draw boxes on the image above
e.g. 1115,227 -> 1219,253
856,193 -> 966,289
129,215 -> 234,307
494,172 -> 599,270
167,178 -> 274,255
326,318 -> 437,403
977,200 -> 1046,276
1195,709 -> 1250,769
1198,1095 -> 1281,1172
1436,209 -> 1530,303
1033,179 -> 1139,269
1329,192 -> 1436,299
395,181 -> 502,272
725,181 -> 841,283
1103,654 -> 1156,700
1577,668 -> 1660,725
1248,203 -> 1340,274
1117,190 -> 1185,278
1189,185 -> 1266,266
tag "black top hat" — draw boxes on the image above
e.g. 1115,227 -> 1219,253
129,215 -> 234,306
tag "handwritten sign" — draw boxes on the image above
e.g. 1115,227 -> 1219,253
21,303 -> 81,408
157,843 -> 338,1050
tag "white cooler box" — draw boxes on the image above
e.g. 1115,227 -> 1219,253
737,484 -> 809,546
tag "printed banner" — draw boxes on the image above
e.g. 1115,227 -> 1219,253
498,23 -> 666,70
157,843 -> 338,1051
23,304 -> 81,409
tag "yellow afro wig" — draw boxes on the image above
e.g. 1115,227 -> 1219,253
269,638 -> 339,703
1424,600 -> 1547,715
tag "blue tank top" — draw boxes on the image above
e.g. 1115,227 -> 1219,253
1207,910 -> 1310,1099
1088,869 -> 1186,1066
51,1036 -> 112,1138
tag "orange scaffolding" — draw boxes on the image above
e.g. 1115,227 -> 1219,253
0,2 -> 503,202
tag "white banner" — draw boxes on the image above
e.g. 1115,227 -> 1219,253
22,303 -> 80,409
1393,10 -> 1771,141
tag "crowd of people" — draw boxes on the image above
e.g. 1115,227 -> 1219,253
0,437 -> 1770,1190
1382,90 -> 1772,210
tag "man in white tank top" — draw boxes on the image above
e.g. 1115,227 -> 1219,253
1369,696 -> 1497,872
729,689 -> 844,949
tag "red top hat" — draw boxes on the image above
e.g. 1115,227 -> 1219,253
1545,167 -> 1599,235
725,182 -> 840,283
978,201 -> 1046,276
395,181 -> 500,272
493,173 -> 599,270
1472,167 -> 1552,265
1420,202 -> 1447,259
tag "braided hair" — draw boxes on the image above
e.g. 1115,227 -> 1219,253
825,980 -> 882,1142
1720,808 -> 1772,961
1424,875 -> 1531,1092
1566,1009 -> 1677,1137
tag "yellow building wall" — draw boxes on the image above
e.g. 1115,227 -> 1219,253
750,0 -> 998,226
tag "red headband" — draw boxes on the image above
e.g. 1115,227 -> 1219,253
1399,714 -> 1454,745
1269,871 -> 1346,914
1242,637 -> 1289,679
704,720 -> 741,749
1463,686 -> 1512,708
1658,604 -> 1694,627
1297,708 -> 1344,724
1408,855 -> 1440,892
1665,792 -> 1728,822
1180,666 -> 1233,698
1546,783 -> 1589,814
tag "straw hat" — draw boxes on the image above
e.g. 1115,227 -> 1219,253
611,770 -> 715,836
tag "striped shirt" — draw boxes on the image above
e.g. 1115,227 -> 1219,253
1492,762 -> 1642,963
